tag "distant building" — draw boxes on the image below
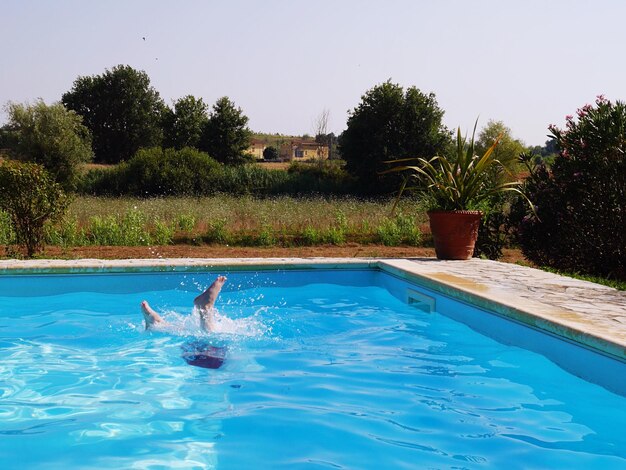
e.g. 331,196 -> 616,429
248,138 -> 267,160
247,137 -> 329,161
279,139 -> 329,161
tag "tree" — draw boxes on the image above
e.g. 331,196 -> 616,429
475,120 -> 526,170
314,108 -> 333,159
62,65 -> 165,163
467,121 -> 527,260
2,100 -> 93,191
0,161 -> 69,257
163,95 -> 209,149
313,108 -> 329,141
199,97 -> 252,165
530,138 -> 559,164
263,146 -> 279,161
339,81 -> 451,193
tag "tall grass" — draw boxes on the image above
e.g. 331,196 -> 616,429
35,195 -> 429,248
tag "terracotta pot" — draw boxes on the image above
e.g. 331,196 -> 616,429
427,210 -> 482,260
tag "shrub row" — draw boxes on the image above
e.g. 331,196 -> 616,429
78,147 -> 357,197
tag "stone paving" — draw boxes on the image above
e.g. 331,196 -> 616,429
1,257 -> 625,360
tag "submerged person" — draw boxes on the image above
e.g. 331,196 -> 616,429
140,275 -> 228,369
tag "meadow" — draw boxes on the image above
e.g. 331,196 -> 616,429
2,195 -> 428,248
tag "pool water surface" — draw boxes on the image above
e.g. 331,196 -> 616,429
0,269 -> 625,469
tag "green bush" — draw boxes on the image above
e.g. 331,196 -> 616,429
473,194 -> 517,260
177,213 -> 196,232
87,209 -> 151,246
376,213 -> 422,246
204,218 -> 230,244
119,209 -> 150,245
263,146 -> 279,161
81,147 -> 221,196
320,210 -> 348,245
216,164 -> 290,194
255,224 -> 276,246
4,100 -> 93,191
516,96 -> 626,280
152,219 -> 175,245
300,225 -> 321,246
124,147 -> 222,196
45,216 -> 88,247
0,161 -> 69,256
322,227 -> 346,245
0,210 -> 15,245
88,215 -> 123,245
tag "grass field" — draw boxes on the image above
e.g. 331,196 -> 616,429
34,195 -> 428,247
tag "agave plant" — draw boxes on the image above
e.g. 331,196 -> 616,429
385,122 -> 532,212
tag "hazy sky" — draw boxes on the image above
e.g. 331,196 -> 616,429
2,0 -> 625,146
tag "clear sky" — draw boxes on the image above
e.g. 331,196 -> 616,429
2,0 -> 625,146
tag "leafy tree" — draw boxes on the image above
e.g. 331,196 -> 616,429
0,160 -> 69,257
263,146 -> 279,160
530,138 -> 559,165
516,96 -> 626,280
472,120 -> 527,259
163,95 -> 209,149
339,81 -> 450,193
475,120 -> 526,170
199,97 -> 253,165
2,100 -> 92,191
62,65 -> 165,163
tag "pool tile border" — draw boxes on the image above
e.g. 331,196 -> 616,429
1,257 -> 624,362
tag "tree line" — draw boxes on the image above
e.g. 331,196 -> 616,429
1,64 -> 553,195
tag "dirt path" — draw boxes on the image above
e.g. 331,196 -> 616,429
18,245 -> 528,265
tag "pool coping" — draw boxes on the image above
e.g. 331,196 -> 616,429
1,257 -> 624,363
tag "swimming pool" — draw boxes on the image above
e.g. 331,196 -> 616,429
1,267 -> 625,469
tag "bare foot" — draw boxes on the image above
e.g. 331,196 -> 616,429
141,300 -> 166,330
194,276 -> 227,311
194,276 -> 227,332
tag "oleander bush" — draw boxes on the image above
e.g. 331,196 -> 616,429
516,96 -> 626,280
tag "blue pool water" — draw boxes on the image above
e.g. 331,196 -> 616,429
0,269 -> 625,469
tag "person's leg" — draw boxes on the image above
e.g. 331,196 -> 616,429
141,300 -> 166,330
193,275 -> 227,332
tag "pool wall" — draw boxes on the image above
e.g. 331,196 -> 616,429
377,270 -> 626,395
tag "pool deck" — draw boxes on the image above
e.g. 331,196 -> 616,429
1,257 -> 625,361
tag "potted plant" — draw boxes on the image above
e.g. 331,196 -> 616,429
385,122 -> 532,260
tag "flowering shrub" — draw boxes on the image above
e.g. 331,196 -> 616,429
517,96 -> 626,280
